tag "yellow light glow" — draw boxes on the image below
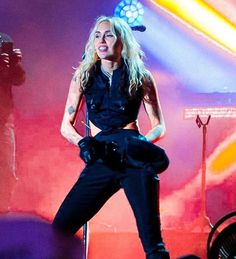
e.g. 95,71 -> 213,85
151,0 -> 236,54
209,140 -> 236,173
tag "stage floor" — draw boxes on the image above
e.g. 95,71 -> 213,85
88,230 -> 208,259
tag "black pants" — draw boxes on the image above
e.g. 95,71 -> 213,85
53,129 -> 167,257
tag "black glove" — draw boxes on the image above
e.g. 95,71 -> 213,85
78,136 -> 97,164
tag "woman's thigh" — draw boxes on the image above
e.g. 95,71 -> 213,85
53,161 -> 121,234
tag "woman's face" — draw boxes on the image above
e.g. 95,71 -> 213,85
94,21 -> 122,62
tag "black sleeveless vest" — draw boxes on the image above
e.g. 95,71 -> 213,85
84,62 -> 143,131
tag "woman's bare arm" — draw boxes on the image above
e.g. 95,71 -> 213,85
60,75 -> 84,145
142,75 -> 166,143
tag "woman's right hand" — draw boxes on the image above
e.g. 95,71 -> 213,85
78,136 -> 98,164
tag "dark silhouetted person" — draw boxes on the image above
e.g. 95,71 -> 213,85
0,33 -> 25,211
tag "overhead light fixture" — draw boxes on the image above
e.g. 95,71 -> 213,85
114,0 -> 145,31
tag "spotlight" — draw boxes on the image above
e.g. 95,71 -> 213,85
114,0 -> 145,31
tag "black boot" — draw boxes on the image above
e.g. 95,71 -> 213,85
146,243 -> 170,259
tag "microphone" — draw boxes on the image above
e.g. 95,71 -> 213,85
131,25 -> 146,32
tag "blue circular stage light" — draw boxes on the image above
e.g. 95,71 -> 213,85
114,0 -> 144,27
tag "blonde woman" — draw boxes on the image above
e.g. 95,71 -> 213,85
53,16 -> 170,259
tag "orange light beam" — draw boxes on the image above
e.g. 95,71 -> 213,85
151,0 -> 236,54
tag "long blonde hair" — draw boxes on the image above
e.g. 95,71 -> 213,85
76,16 -> 150,95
